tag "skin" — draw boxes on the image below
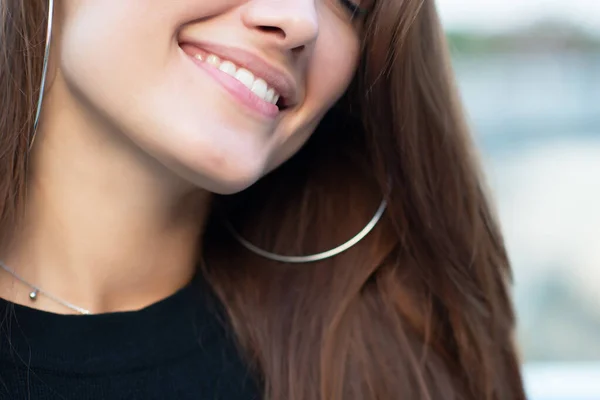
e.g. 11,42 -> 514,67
0,0 -> 363,314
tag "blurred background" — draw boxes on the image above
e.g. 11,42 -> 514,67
436,0 -> 600,398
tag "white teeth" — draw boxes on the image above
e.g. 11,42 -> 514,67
265,88 -> 275,104
218,61 -> 236,76
251,79 -> 268,99
234,68 -> 254,89
197,52 -> 281,105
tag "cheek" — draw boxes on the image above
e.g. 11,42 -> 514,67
56,3 -> 272,193
310,34 -> 361,105
305,27 -> 360,116
57,4 -> 168,141
267,29 -> 360,171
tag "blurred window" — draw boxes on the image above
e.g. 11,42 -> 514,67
437,1 -> 600,398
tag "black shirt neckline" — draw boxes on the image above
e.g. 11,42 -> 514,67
0,273 -> 225,374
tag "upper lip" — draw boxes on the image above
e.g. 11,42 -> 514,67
180,40 -> 298,107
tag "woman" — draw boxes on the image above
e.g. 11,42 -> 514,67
0,0 -> 526,399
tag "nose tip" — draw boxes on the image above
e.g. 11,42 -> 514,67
241,2 -> 319,51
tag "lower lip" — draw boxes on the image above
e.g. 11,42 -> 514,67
186,54 -> 279,119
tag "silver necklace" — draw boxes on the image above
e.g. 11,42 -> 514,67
0,261 -> 91,315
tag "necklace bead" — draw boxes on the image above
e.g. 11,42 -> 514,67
0,261 -> 90,314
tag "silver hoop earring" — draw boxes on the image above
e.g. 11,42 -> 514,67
225,199 -> 387,263
30,0 -> 55,150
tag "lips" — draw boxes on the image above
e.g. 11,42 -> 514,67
179,42 -> 297,113
189,50 -> 280,106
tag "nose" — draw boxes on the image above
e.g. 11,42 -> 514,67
241,0 -> 319,52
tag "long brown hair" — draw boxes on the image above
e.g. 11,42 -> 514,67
1,0 -> 526,399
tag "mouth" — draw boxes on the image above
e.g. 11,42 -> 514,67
179,43 -> 295,117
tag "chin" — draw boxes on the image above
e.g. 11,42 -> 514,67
165,152 -> 267,196
202,175 -> 261,196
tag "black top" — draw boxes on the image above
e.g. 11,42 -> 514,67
0,274 -> 260,400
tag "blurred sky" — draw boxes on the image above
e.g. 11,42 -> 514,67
436,0 -> 600,35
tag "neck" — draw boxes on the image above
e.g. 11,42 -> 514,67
1,77 -> 210,314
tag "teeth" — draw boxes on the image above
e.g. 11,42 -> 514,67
251,79 -> 268,99
265,88 -> 275,104
234,68 -> 254,89
206,54 -> 220,67
195,52 -> 281,105
218,61 -> 236,76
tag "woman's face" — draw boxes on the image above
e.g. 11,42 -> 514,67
53,0 -> 365,193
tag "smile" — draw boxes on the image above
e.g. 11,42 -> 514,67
180,43 -> 295,119
198,54 -> 280,106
